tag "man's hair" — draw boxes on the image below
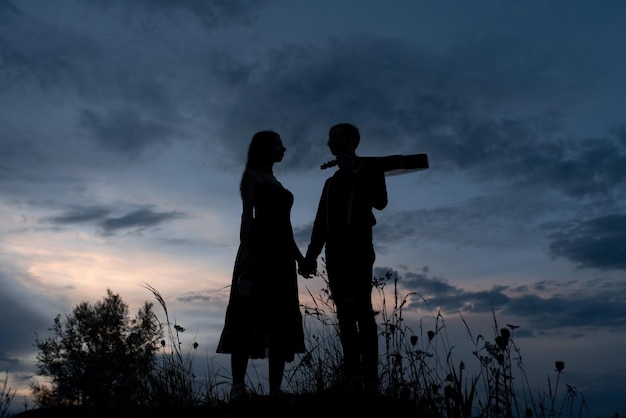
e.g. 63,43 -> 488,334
329,123 -> 360,148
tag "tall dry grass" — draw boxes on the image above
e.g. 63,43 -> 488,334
140,272 -> 589,417
142,283 -> 199,408
1,372 -> 16,418
286,269 -> 587,418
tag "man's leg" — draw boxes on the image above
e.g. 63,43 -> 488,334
354,250 -> 378,395
335,298 -> 362,392
357,297 -> 379,394
268,355 -> 286,395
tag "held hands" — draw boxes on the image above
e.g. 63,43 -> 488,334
298,256 -> 317,279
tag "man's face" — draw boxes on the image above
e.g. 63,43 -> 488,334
327,129 -> 355,157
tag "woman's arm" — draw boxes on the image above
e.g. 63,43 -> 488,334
239,171 -> 257,266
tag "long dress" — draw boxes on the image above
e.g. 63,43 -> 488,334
216,170 -> 305,361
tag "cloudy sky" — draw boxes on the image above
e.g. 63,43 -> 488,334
1,0 -> 625,415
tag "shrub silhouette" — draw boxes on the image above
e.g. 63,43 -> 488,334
32,289 -> 162,410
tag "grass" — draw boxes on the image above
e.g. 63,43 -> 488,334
6,270 -> 593,417
1,372 -> 16,418
142,283 -> 199,408
282,269 -> 588,418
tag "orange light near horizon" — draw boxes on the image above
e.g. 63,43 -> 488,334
4,228 -> 233,313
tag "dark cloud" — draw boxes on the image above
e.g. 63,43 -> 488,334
79,107 -> 179,157
46,206 -> 186,235
0,8 -> 101,93
176,292 -> 212,304
206,34 -> 618,169
202,32 -> 626,203
0,352 -> 18,365
388,267 -> 458,297
100,208 -> 185,235
377,267 -> 626,333
374,191 -> 554,252
207,38 -> 443,166
49,206 -> 111,224
397,268 -> 512,314
484,127 -> 626,200
547,214 -> 626,271
505,292 -> 626,330
0,0 -> 219,161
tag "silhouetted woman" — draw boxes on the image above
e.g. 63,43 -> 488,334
216,130 -> 306,401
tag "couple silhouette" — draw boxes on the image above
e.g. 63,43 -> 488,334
216,123 -> 388,401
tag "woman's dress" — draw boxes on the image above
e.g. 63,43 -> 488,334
216,171 -> 305,361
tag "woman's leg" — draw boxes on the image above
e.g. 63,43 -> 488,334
229,352 -> 249,401
268,355 -> 286,395
231,352 -> 248,385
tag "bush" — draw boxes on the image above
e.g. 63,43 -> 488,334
32,289 -> 162,410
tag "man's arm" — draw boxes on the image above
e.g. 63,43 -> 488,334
301,180 -> 329,277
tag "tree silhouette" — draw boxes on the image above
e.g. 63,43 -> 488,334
32,289 -> 163,410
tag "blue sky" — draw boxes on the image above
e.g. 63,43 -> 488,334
1,0 -> 625,415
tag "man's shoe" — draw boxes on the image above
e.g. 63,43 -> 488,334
269,387 -> 290,397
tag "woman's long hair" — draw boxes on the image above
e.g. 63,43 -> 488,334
239,130 -> 279,195
245,130 -> 279,170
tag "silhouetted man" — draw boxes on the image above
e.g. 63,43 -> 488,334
301,123 -> 388,394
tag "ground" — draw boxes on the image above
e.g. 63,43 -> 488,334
11,392 -> 420,418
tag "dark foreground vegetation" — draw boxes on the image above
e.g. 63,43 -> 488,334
11,391 -> 418,418
2,272 -> 605,417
